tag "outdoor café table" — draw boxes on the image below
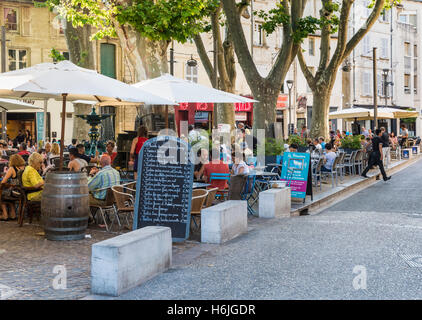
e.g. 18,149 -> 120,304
247,170 -> 280,209
266,163 -> 283,176
192,182 -> 211,189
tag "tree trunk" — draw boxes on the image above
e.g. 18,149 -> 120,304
252,82 -> 278,137
64,22 -> 95,143
310,87 -> 330,139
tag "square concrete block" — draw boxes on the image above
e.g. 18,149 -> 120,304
259,187 -> 291,218
91,226 -> 172,296
201,200 -> 247,244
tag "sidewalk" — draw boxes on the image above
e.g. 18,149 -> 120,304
290,153 -> 422,215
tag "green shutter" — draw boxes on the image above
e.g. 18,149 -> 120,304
100,43 -> 116,79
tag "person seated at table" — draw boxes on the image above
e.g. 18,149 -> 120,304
203,148 -> 230,190
68,147 -> 88,172
76,143 -> 99,165
22,152 -> 44,202
194,148 -> 209,181
313,138 -> 322,153
47,142 -> 60,166
321,143 -> 336,173
0,141 -> 7,157
0,154 -> 26,221
18,142 -> 31,156
231,150 -> 250,175
319,137 -> 326,150
88,155 -> 120,206
390,132 -> 398,150
289,143 -> 298,152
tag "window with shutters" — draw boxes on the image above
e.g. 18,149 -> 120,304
21,7 -> 31,36
185,64 -> 198,83
404,74 -> 411,94
380,38 -> 388,59
8,49 -> 27,71
100,43 -> 116,79
414,75 -> 418,94
253,23 -> 264,46
4,8 -> 18,32
362,72 -> 372,96
377,73 -> 383,96
308,38 -> 315,56
362,35 -> 371,56
379,9 -> 389,22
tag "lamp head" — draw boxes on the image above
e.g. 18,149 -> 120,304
286,80 -> 294,90
187,55 -> 197,67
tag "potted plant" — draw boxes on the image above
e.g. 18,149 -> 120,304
264,138 -> 285,165
287,135 -> 308,152
340,135 -> 362,154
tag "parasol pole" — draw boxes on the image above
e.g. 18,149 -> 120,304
59,93 -> 68,170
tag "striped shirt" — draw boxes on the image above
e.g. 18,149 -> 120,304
88,165 -> 120,200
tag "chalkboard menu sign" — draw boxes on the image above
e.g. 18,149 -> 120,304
133,136 -> 194,241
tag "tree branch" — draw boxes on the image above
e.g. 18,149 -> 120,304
194,34 -> 215,84
298,48 -> 316,91
326,0 -> 353,74
221,0 -> 260,86
342,0 -> 386,63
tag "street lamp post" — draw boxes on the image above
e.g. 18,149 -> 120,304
286,80 -> 294,136
382,68 -> 389,109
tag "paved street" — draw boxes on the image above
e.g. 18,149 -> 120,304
115,158 -> 422,300
0,222 -> 196,300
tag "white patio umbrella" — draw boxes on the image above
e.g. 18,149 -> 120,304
329,107 -> 394,121
132,74 -> 258,103
376,107 -> 419,118
0,98 -> 42,140
0,61 -> 176,167
0,98 -> 42,111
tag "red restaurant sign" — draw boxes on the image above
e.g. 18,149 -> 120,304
178,102 -> 214,111
277,94 -> 288,109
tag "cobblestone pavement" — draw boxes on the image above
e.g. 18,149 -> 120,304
0,221 -> 198,300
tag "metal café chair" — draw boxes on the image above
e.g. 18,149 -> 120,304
111,185 -> 135,230
312,157 -> 323,191
190,189 -> 208,232
321,156 -> 340,188
209,173 -> 230,201
240,174 -> 257,216
89,186 -> 116,232
343,150 -> 357,175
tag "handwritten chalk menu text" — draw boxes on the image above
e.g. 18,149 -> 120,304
133,136 -> 194,241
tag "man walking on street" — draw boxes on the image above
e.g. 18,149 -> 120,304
361,129 -> 391,181
380,127 -> 390,169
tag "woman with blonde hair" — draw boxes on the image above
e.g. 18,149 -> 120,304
47,142 -> 60,168
0,154 -> 25,220
22,152 -> 44,202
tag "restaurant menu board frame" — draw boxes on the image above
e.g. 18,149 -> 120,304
280,152 -> 311,199
133,136 -> 194,242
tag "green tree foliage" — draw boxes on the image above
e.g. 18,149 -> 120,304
46,0 -> 217,42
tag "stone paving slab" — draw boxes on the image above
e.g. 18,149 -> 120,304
0,221 -> 199,300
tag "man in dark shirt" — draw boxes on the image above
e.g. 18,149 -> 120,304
76,144 -> 99,164
361,129 -> 391,181
380,127 -> 390,169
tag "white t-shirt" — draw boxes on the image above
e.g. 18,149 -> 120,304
324,151 -> 336,170
233,161 -> 250,175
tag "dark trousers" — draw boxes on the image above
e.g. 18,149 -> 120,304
362,152 -> 387,179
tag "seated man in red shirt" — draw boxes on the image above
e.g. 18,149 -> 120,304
17,142 -> 31,156
203,148 -> 230,191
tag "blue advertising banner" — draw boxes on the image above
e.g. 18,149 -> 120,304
36,112 -> 44,143
280,152 -> 311,199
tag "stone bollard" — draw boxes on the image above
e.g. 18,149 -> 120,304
201,200 -> 247,244
91,226 -> 172,296
259,187 -> 291,218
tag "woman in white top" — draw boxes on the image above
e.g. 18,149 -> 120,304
231,151 -> 250,175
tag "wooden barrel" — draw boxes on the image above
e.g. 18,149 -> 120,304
41,172 -> 90,241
